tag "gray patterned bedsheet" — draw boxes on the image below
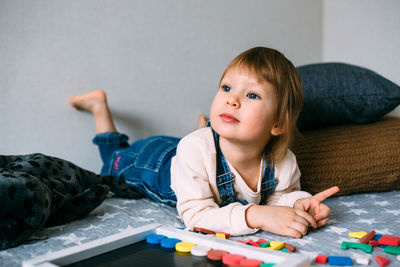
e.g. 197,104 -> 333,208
1,190 -> 399,267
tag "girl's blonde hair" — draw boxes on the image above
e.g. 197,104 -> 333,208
220,47 -> 303,163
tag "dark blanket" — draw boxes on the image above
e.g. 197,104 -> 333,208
0,153 -> 140,250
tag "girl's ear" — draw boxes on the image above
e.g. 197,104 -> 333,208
270,124 -> 283,136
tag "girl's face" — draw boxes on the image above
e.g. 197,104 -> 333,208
209,66 -> 282,148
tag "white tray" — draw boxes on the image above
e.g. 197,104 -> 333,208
22,223 -> 309,267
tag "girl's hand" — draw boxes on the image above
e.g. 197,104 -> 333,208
294,186 -> 339,227
246,205 -> 317,238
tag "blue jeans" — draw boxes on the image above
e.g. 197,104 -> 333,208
93,132 -> 180,206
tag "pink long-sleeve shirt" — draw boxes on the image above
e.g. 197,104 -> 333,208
170,127 -> 311,236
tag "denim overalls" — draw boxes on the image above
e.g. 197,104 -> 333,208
93,128 -> 277,207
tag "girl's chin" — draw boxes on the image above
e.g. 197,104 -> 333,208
214,128 -> 241,139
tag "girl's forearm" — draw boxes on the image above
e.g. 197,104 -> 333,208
245,204 -> 262,229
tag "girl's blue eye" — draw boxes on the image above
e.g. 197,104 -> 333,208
247,93 -> 260,99
222,85 -> 231,92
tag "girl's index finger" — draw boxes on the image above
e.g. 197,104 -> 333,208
312,186 -> 340,203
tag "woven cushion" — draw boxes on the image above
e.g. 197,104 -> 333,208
292,116 -> 400,196
297,63 -> 400,130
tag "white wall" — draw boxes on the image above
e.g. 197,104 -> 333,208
323,0 -> 400,117
0,0 -> 323,172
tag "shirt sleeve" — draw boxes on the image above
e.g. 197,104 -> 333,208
265,150 -> 312,207
170,133 -> 257,236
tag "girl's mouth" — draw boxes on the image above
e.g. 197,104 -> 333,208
220,113 -> 240,123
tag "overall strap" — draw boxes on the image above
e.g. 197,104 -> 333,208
211,127 -> 248,207
259,159 -> 278,205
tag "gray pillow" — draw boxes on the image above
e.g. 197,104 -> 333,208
296,63 -> 400,130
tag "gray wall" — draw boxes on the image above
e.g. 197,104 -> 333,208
0,0 -> 323,171
323,0 -> 400,117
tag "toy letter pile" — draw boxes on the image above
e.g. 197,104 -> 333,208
146,226 -> 399,266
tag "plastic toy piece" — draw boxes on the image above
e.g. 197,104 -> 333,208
215,232 -> 226,239
216,232 -> 230,239
315,255 -> 328,264
191,245 -> 211,257
222,253 -> 245,265
207,249 -> 229,261
359,230 -> 376,244
341,241 -> 373,253
348,231 -> 367,239
237,239 -> 250,244
369,240 -> 380,247
355,256 -> 370,265
284,243 -> 296,252
266,241 -> 285,250
175,241 -> 195,253
160,237 -> 181,249
146,234 -> 166,245
248,239 -> 261,247
256,238 -> 268,244
374,234 -> 383,241
260,263 -> 276,267
193,227 -> 215,235
240,258 -> 263,267
259,242 -> 270,248
328,256 -> 353,266
375,254 -> 390,267
378,235 -> 400,246
384,245 -> 400,255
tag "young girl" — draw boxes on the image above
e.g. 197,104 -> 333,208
70,47 -> 339,238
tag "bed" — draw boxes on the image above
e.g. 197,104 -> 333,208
1,189 -> 399,266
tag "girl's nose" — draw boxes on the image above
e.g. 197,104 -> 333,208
226,95 -> 240,108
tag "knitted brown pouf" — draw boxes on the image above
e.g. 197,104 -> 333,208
292,116 -> 400,196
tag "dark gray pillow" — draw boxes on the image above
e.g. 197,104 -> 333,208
297,63 -> 400,130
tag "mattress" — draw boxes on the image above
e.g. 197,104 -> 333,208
1,190 -> 399,266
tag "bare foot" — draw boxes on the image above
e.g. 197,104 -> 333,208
69,89 -> 107,114
197,114 -> 209,129
70,89 -> 117,133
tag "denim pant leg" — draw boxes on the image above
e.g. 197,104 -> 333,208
111,136 -> 180,206
92,132 -> 129,175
